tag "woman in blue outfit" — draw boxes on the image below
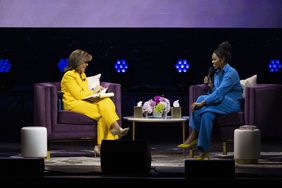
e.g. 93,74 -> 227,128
178,41 -> 243,159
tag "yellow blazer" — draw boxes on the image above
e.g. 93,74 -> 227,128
61,70 -> 93,110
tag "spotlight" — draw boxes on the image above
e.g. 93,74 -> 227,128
57,58 -> 68,72
268,59 -> 281,73
0,59 -> 12,73
114,59 -> 128,73
175,59 -> 190,73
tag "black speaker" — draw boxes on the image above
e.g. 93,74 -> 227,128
0,157 -> 45,177
185,159 -> 235,178
100,140 -> 151,175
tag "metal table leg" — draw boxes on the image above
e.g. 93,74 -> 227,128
182,122 -> 185,156
132,121 -> 135,140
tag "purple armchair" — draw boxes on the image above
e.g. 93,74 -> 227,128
33,82 -> 121,143
189,83 -> 282,154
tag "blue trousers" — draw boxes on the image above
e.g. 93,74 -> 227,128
189,95 -> 241,152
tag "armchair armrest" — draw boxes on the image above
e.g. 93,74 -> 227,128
101,82 -> 122,124
245,84 -> 282,139
189,84 -> 209,114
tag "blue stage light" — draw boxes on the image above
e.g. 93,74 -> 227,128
0,59 -> 12,73
57,58 -> 68,72
114,59 -> 128,73
268,59 -> 281,73
175,59 -> 190,73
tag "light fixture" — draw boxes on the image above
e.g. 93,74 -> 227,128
175,59 -> 190,73
0,59 -> 12,73
57,58 -> 68,72
268,59 -> 281,73
114,59 -> 128,73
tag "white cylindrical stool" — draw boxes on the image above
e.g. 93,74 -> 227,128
234,125 -> 261,164
21,126 -> 47,158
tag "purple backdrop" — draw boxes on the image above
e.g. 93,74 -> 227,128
0,0 -> 281,28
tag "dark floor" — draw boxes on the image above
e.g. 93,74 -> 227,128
1,139 -> 282,185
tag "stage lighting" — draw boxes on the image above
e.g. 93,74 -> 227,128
0,59 -> 12,73
175,59 -> 190,73
57,58 -> 68,72
268,59 -> 281,73
114,59 -> 128,73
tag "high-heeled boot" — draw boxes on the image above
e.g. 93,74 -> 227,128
110,127 -> 129,137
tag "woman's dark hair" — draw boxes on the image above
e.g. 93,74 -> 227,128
213,41 -> 232,64
64,49 -> 92,72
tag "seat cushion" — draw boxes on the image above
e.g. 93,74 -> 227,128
214,111 -> 244,127
213,111 -> 245,140
58,110 -> 96,125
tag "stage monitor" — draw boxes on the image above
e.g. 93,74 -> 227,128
0,157 -> 45,177
100,140 -> 151,176
185,159 -> 235,178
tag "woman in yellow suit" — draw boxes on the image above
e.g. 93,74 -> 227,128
61,49 -> 129,156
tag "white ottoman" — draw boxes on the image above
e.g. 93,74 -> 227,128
21,126 -> 47,158
234,125 -> 261,164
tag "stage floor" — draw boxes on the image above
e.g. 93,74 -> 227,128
1,139 -> 282,184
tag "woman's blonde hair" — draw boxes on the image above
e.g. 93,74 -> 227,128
64,49 -> 92,72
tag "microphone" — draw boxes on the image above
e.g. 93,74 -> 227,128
208,67 -> 215,80
80,75 -> 86,81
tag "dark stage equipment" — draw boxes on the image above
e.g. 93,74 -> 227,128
185,159 -> 235,178
100,140 -> 151,176
0,157 -> 45,177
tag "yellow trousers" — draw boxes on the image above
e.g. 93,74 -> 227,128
70,98 -> 119,145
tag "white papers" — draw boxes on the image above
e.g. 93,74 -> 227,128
86,73 -> 101,90
83,87 -> 113,100
83,92 -> 114,100
99,88 -> 108,94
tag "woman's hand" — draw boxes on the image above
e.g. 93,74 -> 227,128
191,101 -> 206,111
204,76 -> 209,84
92,85 -> 105,94
191,102 -> 199,111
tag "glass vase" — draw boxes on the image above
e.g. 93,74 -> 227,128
162,112 -> 168,119
153,111 -> 162,118
143,112 -> 149,118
